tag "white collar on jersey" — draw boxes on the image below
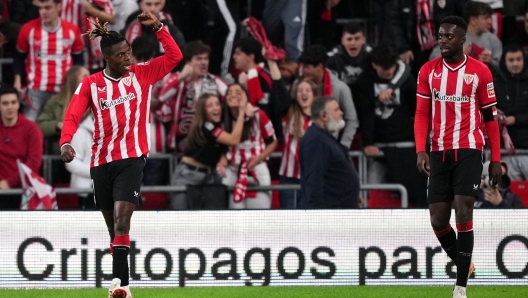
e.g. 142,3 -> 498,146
443,55 -> 467,72
42,18 -> 62,33
103,70 -> 126,82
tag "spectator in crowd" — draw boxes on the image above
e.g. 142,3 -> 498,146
494,44 -> 528,180
64,111 -> 95,209
9,0 -> 39,25
356,44 -> 427,207
108,0 -> 139,33
232,37 -> 290,140
475,161 -> 524,208
262,0 -> 306,61
506,8 -> 528,51
169,93 -> 247,210
279,79 -> 317,209
430,1 -> 502,70
0,2 -> 21,57
385,0 -> 468,76
0,83 -> 43,209
37,65 -> 90,154
299,96 -> 359,209
221,83 -> 278,209
14,0 -> 85,122
477,0 -> 503,38
204,0 -> 239,78
159,41 -> 228,153
124,0 -> 186,58
327,23 -> 372,117
61,0 -> 116,73
295,44 -> 359,149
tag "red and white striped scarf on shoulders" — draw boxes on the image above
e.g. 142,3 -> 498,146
416,0 -> 435,51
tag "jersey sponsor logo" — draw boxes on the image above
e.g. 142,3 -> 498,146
464,74 -> 474,85
36,51 -> 68,60
487,82 -> 495,98
122,77 -> 131,87
100,93 -> 136,110
432,89 -> 469,102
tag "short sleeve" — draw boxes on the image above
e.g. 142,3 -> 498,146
202,122 -> 223,141
16,23 -> 31,53
416,67 -> 432,99
258,110 -> 276,140
477,66 -> 497,109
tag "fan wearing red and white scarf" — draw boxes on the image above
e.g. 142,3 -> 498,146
232,161 -> 258,203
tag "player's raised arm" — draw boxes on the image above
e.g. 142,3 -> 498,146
134,11 -> 183,84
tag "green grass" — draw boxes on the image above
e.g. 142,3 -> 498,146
0,286 -> 524,298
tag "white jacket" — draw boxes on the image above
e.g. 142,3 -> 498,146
65,116 -> 94,195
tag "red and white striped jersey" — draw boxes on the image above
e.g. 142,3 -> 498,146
61,0 -> 114,69
416,55 -> 496,152
16,18 -> 84,93
279,114 -> 311,179
226,109 -> 276,164
60,26 -> 183,167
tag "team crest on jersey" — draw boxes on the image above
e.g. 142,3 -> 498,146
487,82 -> 495,98
464,74 -> 474,85
122,77 -> 131,87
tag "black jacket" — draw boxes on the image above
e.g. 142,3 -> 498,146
494,51 -> 528,149
475,189 -> 524,208
356,62 -> 416,146
299,124 -> 359,209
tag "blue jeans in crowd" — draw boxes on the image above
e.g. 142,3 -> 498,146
279,175 -> 301,209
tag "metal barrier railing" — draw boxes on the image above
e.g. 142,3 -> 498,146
0,183 -> 408,208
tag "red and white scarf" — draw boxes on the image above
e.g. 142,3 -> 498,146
497,109 -> 515,155
233,162 -> 257,203
322,69 -> 333,96
416,0 -> 435,51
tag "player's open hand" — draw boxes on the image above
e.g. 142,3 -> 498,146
137,11 -> 160,27
417,152 -> 430,177
61,144 -> 76,163
488,161 -> 502,188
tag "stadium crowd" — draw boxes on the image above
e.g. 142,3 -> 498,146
0,0 -> 527,210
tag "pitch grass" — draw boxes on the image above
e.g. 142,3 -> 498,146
0,286 -> 524,298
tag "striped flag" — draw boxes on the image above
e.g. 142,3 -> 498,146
17,160 -> 57,210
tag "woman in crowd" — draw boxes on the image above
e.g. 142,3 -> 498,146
169,92 -> 247,210
220,83 -> 278,209
37,65 -> 90,154
279,79 -> 317,208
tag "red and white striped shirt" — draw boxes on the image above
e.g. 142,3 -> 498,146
16,18 -> 84,93
226,109 -> 276,165
61,0 -> 114,69
60,26 -> 183,167
416,55 -> 496,152
279,114 -> 311,179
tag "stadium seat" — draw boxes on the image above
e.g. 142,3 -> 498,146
368,190 -> 402,208
54,183 -> 79,209
509,181 -> 528,207
137,192 -> 169,210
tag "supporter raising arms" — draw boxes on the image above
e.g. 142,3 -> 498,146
59,12 -> 182,298
169,93 -> 247,210
279,79 -> 317,209
221,83 -> 278,209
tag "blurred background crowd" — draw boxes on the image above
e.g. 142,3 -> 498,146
0,0 -> 527,210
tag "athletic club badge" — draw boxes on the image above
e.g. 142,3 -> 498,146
437,0 -> 446,9
123,77 -> 131,87
464,74 -> 474,85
